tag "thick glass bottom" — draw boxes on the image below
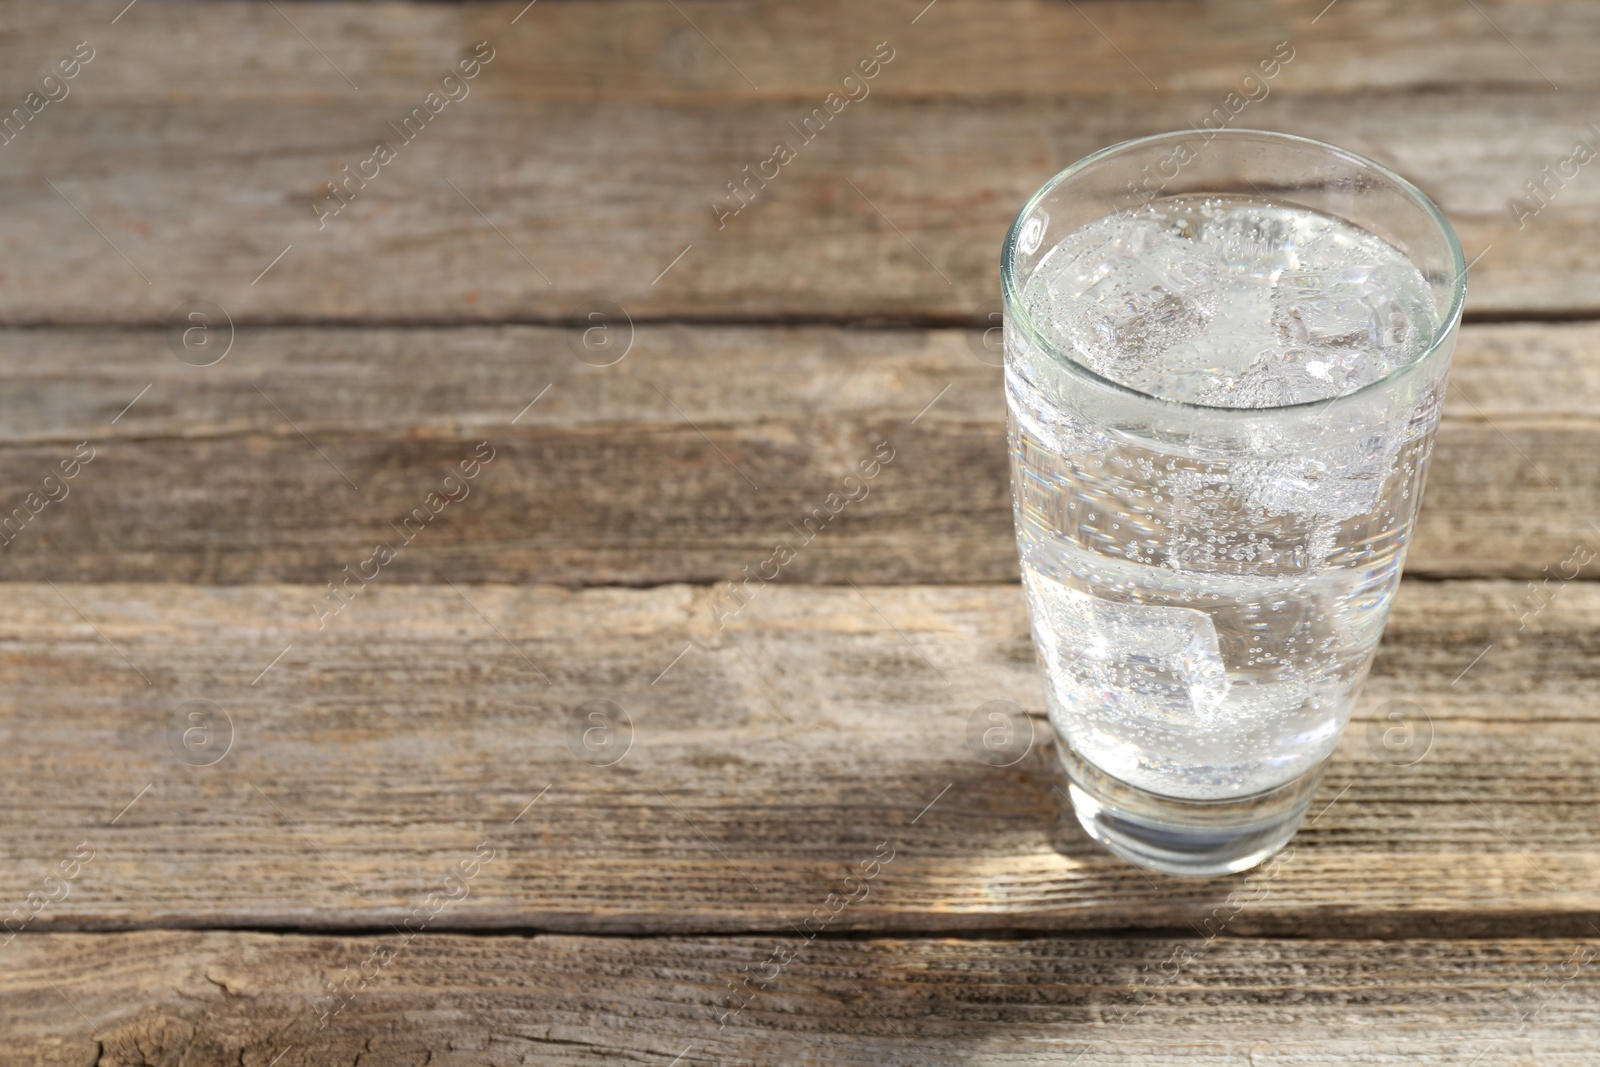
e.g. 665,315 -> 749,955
1056,740 -> 1328,877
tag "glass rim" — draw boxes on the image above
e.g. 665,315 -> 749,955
1000,128 -> 1468,416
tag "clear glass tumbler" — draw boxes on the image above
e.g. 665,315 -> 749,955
1001,130 -> 1465,875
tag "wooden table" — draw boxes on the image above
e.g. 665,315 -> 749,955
2,1 -> 1597,1062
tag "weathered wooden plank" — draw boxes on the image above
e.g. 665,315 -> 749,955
0,3 -> 1594,320
0,579 -> 1595,936
0,322 -> 1589,583
1,2 -> 1590,1054
15,0 -> 1599,103
3,931 -> 1597,1065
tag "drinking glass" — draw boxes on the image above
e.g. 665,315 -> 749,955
1001,130 -> 1465,875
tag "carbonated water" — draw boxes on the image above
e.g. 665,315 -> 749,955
1007,195 -> 1443,799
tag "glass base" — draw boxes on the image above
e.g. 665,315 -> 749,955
1056,741 -> 1328,877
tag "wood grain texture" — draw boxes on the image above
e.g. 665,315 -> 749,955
10,0 -> 1600,102
0,579 -> 1594,936
0,322 -> 1587,583
0,2 -> 1594,321
2,931 -> 1597,1065
2,0 -> 1596,1049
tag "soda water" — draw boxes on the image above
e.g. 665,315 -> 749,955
1007,195 -> 1444,800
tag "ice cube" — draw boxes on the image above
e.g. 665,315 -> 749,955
1023,572 -> 1231,728
1241,455 -> 1367,523
1196,346 -> 1328,408
1239,432 -> 1394,522
1202,348 -> 1305,407
1195,203 -> 1300,280
1240,455 -> 1338,516
1311,345 -> 1404,396
1044,224 -> 1218,375
1208,678 -> 1316,732
1272,266 -> 1410,353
